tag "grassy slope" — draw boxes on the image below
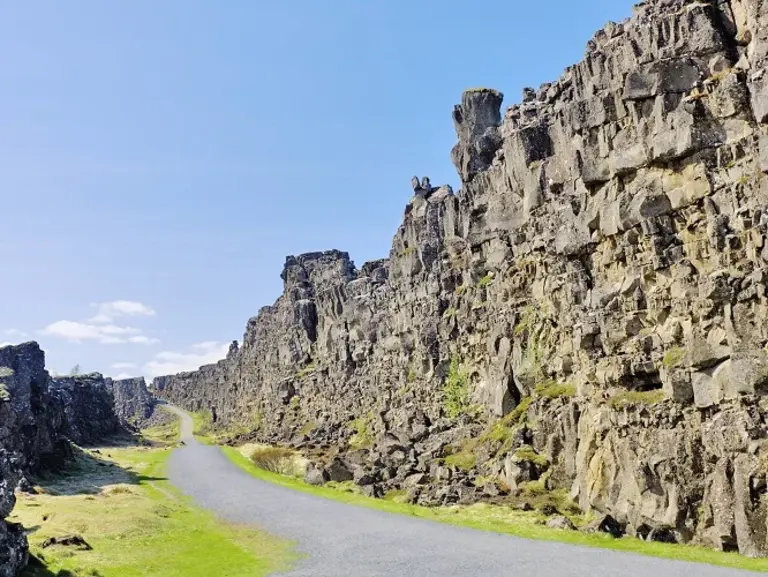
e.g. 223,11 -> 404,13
222,446 -> 768,573
12,419 -> 295,577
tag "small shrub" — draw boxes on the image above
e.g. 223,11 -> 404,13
400,246 -> 416,257
514,305 -> 537,336
250,446 -> 296,474
443,307 -> 457,319
0,384 -> 9,402
662,347 -> 686,368
516,482 -> 581,517
443,357 -> 474,419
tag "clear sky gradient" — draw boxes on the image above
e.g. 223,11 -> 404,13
1,0 -> 635,378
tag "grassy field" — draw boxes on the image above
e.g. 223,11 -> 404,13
223,446 -> 768,573
12,419 -> 295,577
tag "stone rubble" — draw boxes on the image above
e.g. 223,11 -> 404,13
155,0 -> 768,557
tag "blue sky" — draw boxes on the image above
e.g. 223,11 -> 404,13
0,0 -> 635,379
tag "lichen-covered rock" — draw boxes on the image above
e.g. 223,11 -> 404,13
154,0 -> 768,557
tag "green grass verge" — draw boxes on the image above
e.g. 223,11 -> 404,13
13,440 -> 295,576
141,415 -> 181,445
222,447 -> 768,573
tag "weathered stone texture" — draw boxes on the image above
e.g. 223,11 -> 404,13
155,0 -> 768,556
107,377 -> 155,426
0,343 -> 154,575
50,374 -> 121,446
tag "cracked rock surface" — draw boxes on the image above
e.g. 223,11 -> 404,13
155,0 -> 768,556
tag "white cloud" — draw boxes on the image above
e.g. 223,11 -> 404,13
39,301 -> 160,346
144,341 -> 230,378
0,342 -> 12,348
128,335 -> 160,345
111,362 -> 137,370
113,372 -> 136,380
88,300 -> 156,324
41,320 -> 158,346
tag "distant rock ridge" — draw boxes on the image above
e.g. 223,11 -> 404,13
107,377 -> 156,426
0,342 -> 157,576
155,0 -> 768,556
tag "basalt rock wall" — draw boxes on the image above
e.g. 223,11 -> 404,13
107,377 -> 156,426
50,374 -> 121,446
0,343 -> 155,575
154,0 -> 768,556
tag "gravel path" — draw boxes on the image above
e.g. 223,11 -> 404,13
164,405 -> 750,577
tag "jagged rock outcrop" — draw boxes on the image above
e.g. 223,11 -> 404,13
50,374 -> 121,445
107,377 -> 155,426
0,343 -> 61,576
154,0 -> 768,556
0,343 -> 156,575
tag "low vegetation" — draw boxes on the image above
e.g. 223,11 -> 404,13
534,380 -> 576,399
221,446 -> 768,573
662,346 -> 686,368
349,412 -> 375,449
296,362 -> 316,379
189,410 -> 258,445
249,446 -> 300,476
191,410 -> 215,442
512,445 -> 549,468
443,446 -> 477,471
609,389 -> 666,409
476,273 -> 493,288
442,357 -> 478,419
14,423 -> 295,577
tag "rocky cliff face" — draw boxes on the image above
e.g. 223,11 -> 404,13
154,0 -> 768,556
107,377 -> 156,426
0,343 -> 155,575
0,343 -> 58,576
49,374 -> 121,446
